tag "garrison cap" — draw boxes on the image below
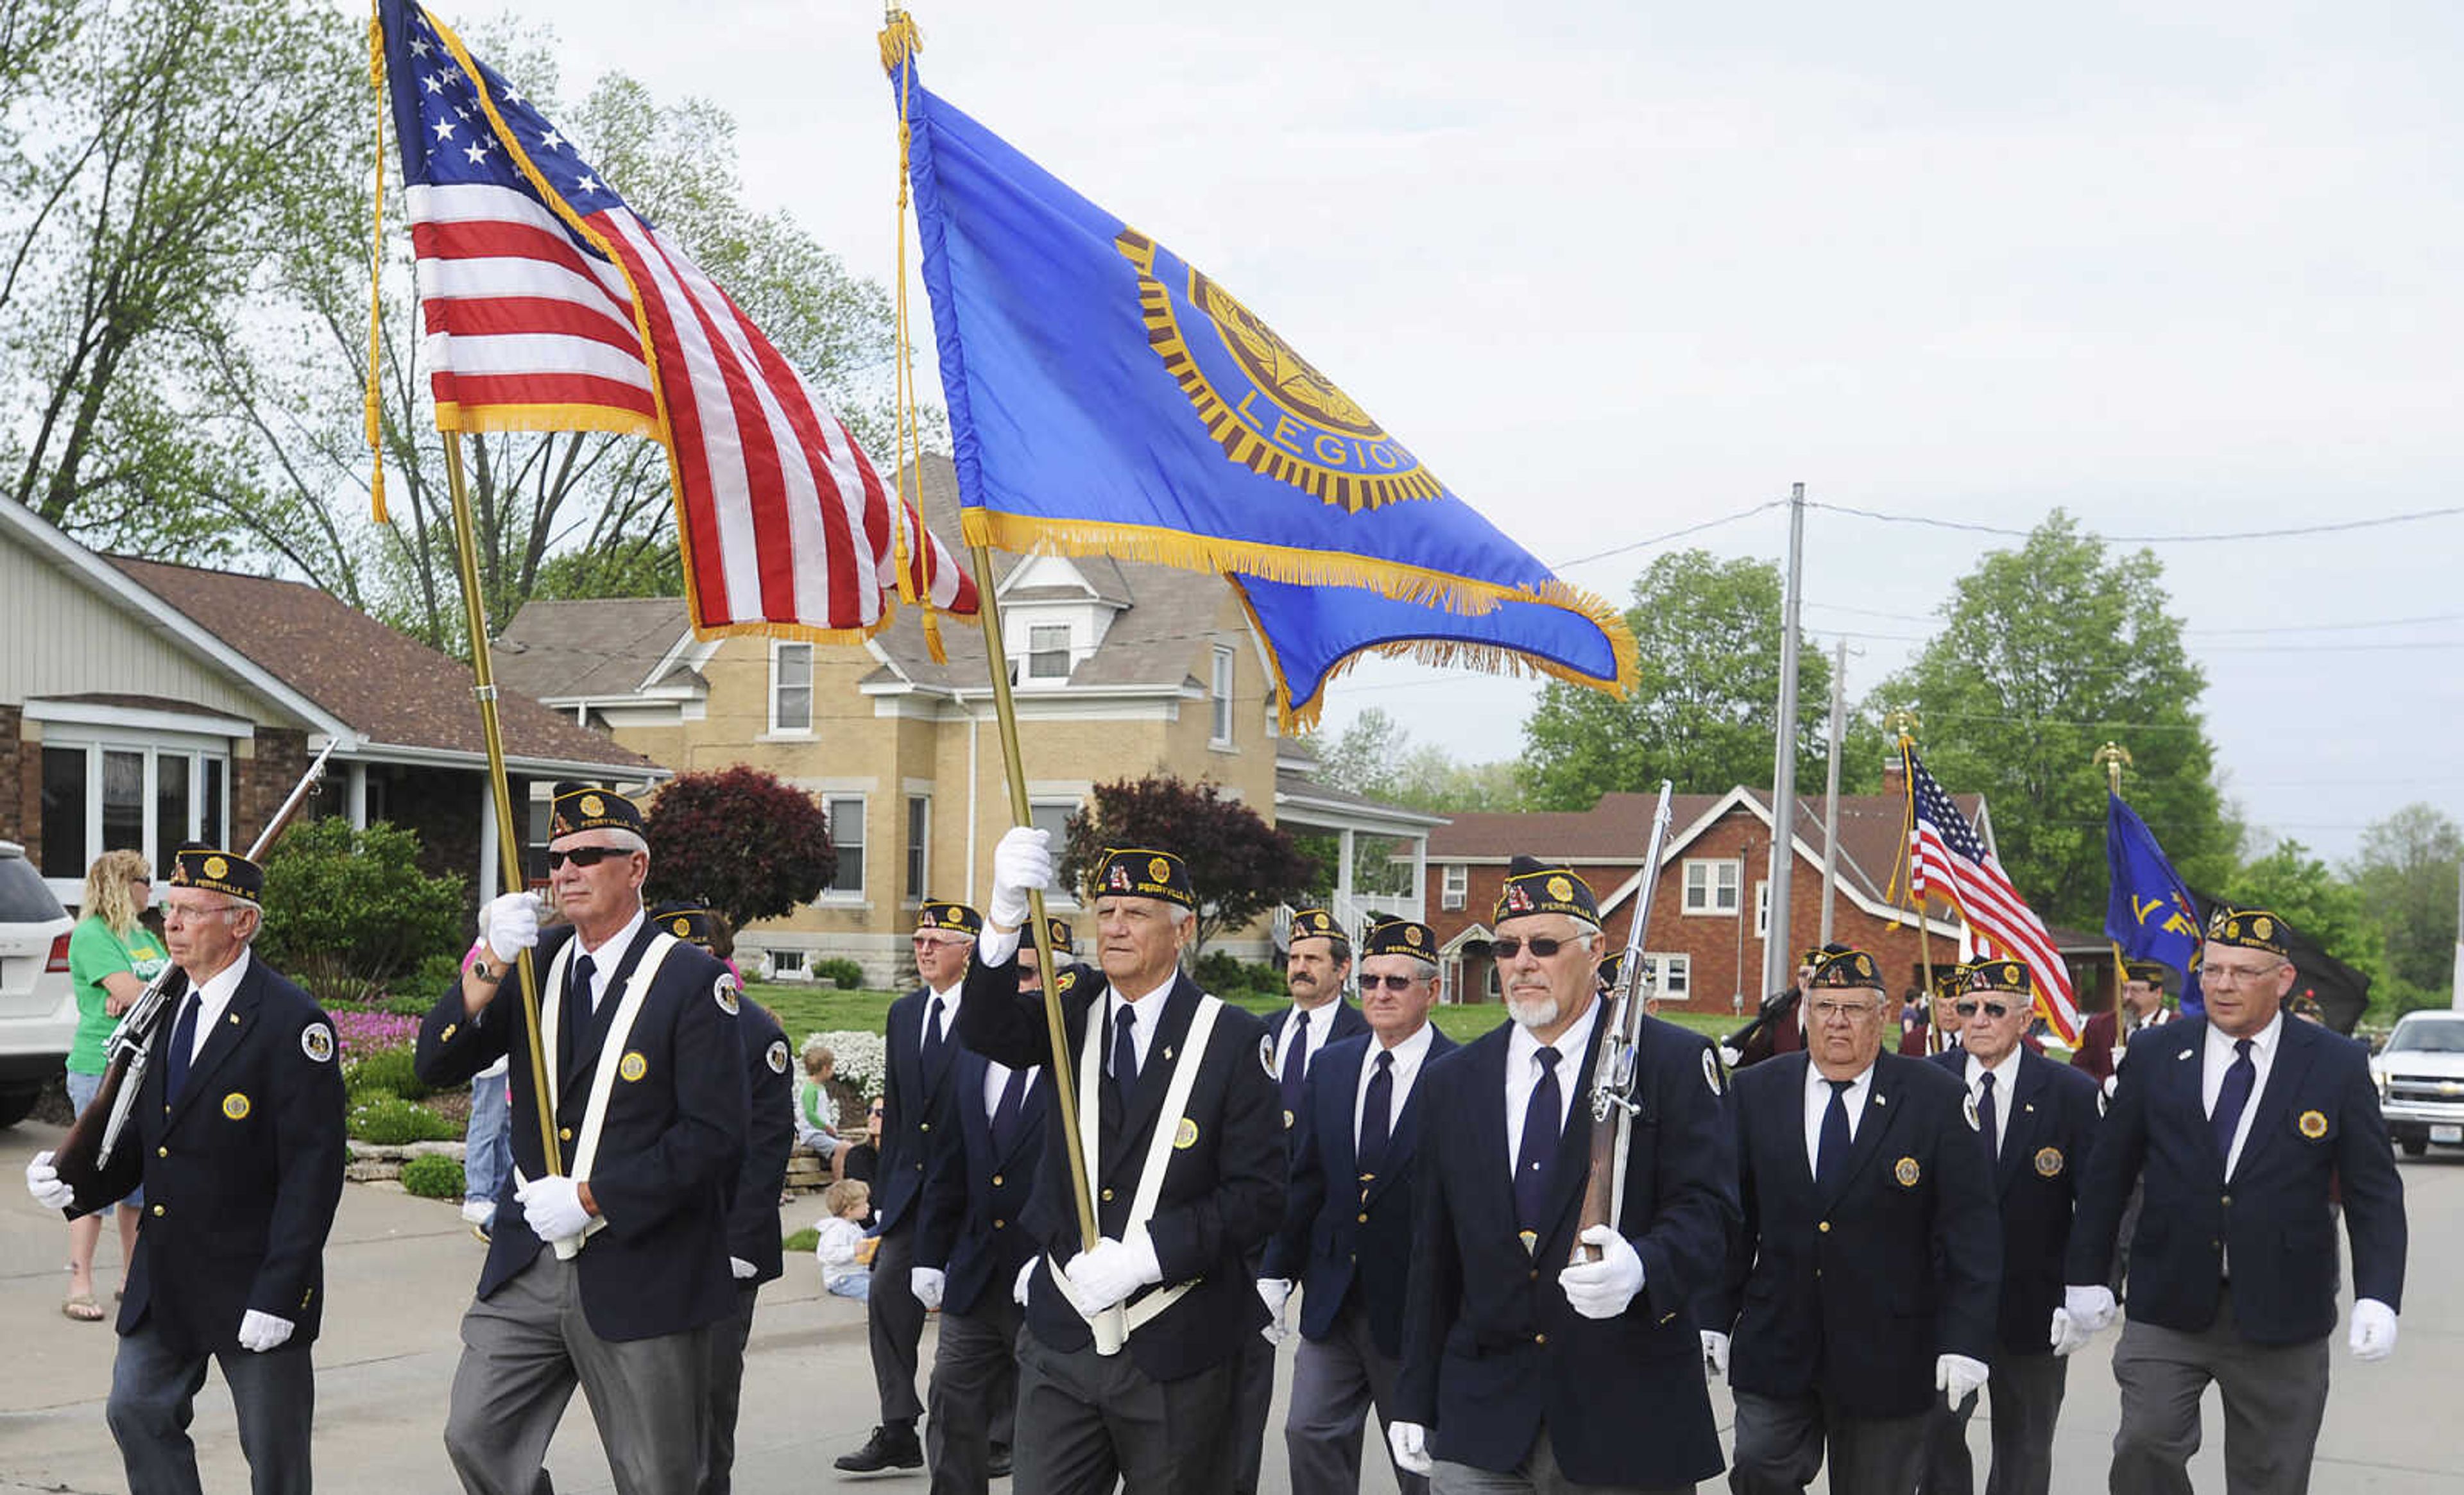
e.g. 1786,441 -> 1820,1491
1494,855 -> 1601,928
2206,904 -> 2293,960
1930,962 -> 1974,1000
2123,960 -> 2170,987
1287,907 -> 1349,955
168,845 -> 262,904
649,901 -> 720,949
1964,958 -> 2033,999
1043,917 -> 1076,955
1094,848 -> 1196,910
1596,948 -> 1625,992
1807,946 -> 1882,991
1362,915 -> 1437,963
549,783 -> 644,840
916,900 -> 983,937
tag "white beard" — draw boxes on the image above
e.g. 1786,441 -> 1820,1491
1507,993 -> 1561,1030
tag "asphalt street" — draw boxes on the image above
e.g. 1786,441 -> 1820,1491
1,1118 -> 2458,1493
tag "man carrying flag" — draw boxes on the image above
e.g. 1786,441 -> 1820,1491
2105,790 -> 2205,1019
1901,743 -> 2082,1048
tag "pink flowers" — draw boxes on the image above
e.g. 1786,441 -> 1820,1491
333,1007 -> 419,1061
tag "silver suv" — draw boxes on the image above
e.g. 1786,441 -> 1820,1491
0,840 -> 76,1129
2370,1010 -> 2464,1158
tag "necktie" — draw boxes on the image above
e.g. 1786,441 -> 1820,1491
2211,1037 -> 2257,1170
1512,1046 -> 1562,1233
1977,1070 -> 1999,1161
989,1065 -> 1027,1156
1358,1050 -> 1395,1179
561,953 -> 597,1079
1816,1078 -> 1854,1192
1110,1006 -> 1140,1103
162,989 -> 201,1104
923,995 -> 947,1074
1279,1012 -> 1310,1123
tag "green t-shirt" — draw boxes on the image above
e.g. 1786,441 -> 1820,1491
67,917 -> 170,1075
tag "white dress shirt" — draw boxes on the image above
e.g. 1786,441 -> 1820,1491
571,907 -> 647,1011
983,1059 -> 1039,1118
2203,1012 -> 2284,1178
1277,998 -> 1345,1084
1353,1021 -> 1437,1153
1803,1060 -> 1878,1175
179,948 -> 255,1062
1505,1002 -> 1601,1166
1104,972 -> 1177,1080
1964,1047 -> 2024,1158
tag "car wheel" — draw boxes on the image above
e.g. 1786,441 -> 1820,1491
0,1088 -> 39,1129
2400,1137 -> 2429,1158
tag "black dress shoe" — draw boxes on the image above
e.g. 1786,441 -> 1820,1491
835,1425 -> 924,1473
987,1444 -> 1013,1479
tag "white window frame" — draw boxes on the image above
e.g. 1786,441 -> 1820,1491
903,794 -> 930,905
1027,624 -> 1071,681
822,795 -> 866,900
1754,880 -> 1770,938
768,640 -> 814,735
37,732 -> 232,894
1682,857 -> 1741,916
1029,799 -> 1081,907
1441,863 -> 1468,910
1642,952 -> 1692,1000
1210,645 -> 1236,746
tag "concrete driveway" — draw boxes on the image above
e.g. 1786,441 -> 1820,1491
2,1118 -> 2458,1492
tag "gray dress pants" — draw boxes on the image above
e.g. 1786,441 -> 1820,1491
107,1319 -> 316,1495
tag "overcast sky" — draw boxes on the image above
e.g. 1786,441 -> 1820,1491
412,0 -> 2464,864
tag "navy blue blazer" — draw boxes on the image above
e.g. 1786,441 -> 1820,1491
726,997 -> 795,1286
2066,1014 -> 2406,1345
1398,1012 -> 1737,1489
1713,1050 -> 2000,1420
1928,1047 -> 2102,1354
877,984 -> 969,1234
959,952 -> 1286,1383
83,956 -> 347,1358
914,1046 -> 1048,1316
1262,1026 -> 1458,1357
418,920 -> 748,1342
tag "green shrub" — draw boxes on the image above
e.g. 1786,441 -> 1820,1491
814,957 -> 865,991
258,819 -> 468,995
349,1096 -> 459,1145
400,1152 -> 466,1199
343,1043 -> 433,1102
783,1226 -> 819,1254
1195,950 -> 1283,1000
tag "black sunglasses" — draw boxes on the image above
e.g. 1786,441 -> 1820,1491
1360,974 -> 1423,991
547,845 -> 629,869
1953,999 -> 2013,1019
1490,935 -> 1579,960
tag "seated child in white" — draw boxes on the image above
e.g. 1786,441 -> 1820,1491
814,1177 -> 875,1302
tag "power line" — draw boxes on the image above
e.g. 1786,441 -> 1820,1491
1549,499 -> 1785,570
1804,500 -> 2464,544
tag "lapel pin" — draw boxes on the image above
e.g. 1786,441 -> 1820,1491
1874,1094 -> 1888,1106
2176,1050 -> 2193,1063
1162,1046 -> 1174,1061
2024,1103 -> 2036,1113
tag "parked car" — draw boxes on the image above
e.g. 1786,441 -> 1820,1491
0,840 -> 76,1129
2370,1009 -> 2464,1158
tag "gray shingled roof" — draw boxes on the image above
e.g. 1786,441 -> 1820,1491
494,597 -> 693,703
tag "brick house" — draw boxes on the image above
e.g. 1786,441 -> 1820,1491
1418,772 -> 2112,1018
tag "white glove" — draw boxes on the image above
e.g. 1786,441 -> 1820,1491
911,1266 -> 947,1311
1387,1421 -> 1432,1478
989,826 -> 1054,931
2048,1307 -> 2094,1357
481,891 -> 541,963
1258,1277 -> 1293,1343
237,1310 -> 295,1353
25,1151 -> 74,1212
1701,1329 -> 1731,1378
1937,1352 -> 1989,1405
1061,1231 -> 1163,1317
2349,1298 -> 2398,1362
2065,1283 -> 2118,1335
1718,1045 -> 1743,1070
1013,1258 -> 1038,1307
730,1256 -> 758,1280
515,1173 -> 592,1243
1559,1224 -> 1647,1320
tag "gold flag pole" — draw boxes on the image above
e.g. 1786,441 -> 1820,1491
2095,740 -> 2135,995
441,431 -> 562,1176
1887,710 -> 1937,997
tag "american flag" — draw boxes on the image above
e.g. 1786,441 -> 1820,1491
377,1 -> 974,641
1900,744 -> 2083,1044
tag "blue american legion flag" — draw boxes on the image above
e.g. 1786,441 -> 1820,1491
375,1 -> 975,642
2105,791 -> 2207,1014
886,36 -> 1635,728
1901,744 -> 2083,1043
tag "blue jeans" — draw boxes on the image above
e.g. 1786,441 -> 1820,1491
828,1271 -> 873,1303
464,1070 -> 514,1215
64,1068 -> 140,1209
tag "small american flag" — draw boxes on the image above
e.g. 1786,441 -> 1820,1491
1900,744 -> 2083,1045
377,1 -> 974,642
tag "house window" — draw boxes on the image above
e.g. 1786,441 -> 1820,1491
826,796 -> 865,896
770,949 -> 807,978
1755,880 -> 1770,938
39,742 -> 233,881
905,795 -> 930,901
1210,646 -> 1235,745
1441,863 -> 1468,910
1030,800 -> 1079,903
1682,857 -> 1740,915
1028,624 -> 1070,680
771,642 -> 813,733
1642,952 -> 1692,1000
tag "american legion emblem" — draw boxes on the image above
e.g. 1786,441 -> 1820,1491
1174,1117 -> 1200,1150
1894,1156 -> 1921,1188
619,1051 -> 649,1082
2033,1146 -> 2065,1177
223,1092 -> 252,1121
1114,229 -> 1442,513
2298,1109 -> 2329,1139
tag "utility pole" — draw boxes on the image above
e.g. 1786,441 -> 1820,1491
1764,482 -> 1806,998
1818,636 -> 1847,945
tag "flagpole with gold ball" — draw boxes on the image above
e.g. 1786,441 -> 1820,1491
2095,740 -> 2136,991
1887,708 -> 1939,987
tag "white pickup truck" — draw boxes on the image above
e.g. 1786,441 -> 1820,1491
2370,1009 -> 2464,1158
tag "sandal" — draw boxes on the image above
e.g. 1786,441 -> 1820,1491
62,1293 -> 105,1322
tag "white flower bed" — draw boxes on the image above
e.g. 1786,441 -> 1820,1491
810,1029 -> 887,1101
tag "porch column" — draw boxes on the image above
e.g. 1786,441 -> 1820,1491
1337,827 -> 1355,930
477,776 -> 500,902
346,761 -> 368,830
1409,834 -> 1428,921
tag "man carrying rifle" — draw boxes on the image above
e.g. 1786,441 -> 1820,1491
26,846 -> 347,1495
1727,947 -> 1822,1070
1393,855 -> 1736,1493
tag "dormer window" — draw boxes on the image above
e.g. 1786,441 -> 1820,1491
1028,624 -> 1070,680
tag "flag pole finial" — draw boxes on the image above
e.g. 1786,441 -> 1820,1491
1884,707 -> 1921,746
2094,740 -> 2133,796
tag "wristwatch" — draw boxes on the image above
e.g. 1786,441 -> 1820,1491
472,958 -> 504,984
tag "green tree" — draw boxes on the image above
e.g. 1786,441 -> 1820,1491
2350,803 -> 2462,999
1520,550 -> 1831,810
644,766 -> 837,931
1058,775 -> 1312,955
2224,837 -> 2381,986
1873,513 -> 2232,927
257,818 -> 468,1003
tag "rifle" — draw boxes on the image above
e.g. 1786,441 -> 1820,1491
51,741 -> 339,1203
1575,780 -> 1675,1260
1724,986 -> 1803,1057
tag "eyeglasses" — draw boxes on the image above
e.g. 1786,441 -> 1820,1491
162,900 -> 240,923
1360,974 -> 1425,992
912,935 -> 970,951
1953,1000 -> 2014,1020
1490,935 -> 1586,960
1809,1000 -> 1880,1023
2202,962 -> 2282,987
546,845 -> 628,869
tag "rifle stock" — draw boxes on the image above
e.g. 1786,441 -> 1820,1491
1575,782 -> 1676,1260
